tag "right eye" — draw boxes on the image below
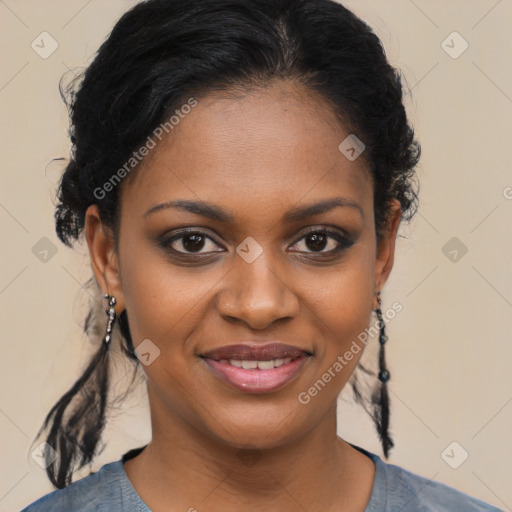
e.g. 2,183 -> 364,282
158,228 -> 225,255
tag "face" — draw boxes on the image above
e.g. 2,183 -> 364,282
86,80 -> 400,450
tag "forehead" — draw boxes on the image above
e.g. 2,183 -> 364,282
120,81 -> 373,226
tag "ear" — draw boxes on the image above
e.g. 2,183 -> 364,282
85,204 -> 125,313
373,199 -> 401,308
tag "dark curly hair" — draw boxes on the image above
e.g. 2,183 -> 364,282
35,0 -> 420,489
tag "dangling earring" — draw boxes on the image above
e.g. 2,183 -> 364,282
103,294 -> 117,347
374,290 -> 394,457
375,291 -> 390,384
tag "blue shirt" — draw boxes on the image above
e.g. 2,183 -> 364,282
20,445 -> 503,511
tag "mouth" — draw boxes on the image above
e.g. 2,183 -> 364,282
199,342 -> 313,394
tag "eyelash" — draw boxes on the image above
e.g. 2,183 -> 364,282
157,227 -> 354,257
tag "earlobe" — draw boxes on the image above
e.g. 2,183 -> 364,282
85,204 -> 125,312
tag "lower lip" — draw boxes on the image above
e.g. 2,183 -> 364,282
202,356 -> 310,394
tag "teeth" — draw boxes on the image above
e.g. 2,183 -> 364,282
257,360 -> 275,370
217,357 -> 296,369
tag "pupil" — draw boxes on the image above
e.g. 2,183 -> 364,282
183,233 -> 205,252
306,233 -> 327,252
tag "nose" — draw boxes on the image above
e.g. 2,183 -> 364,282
217,252 -> 300,330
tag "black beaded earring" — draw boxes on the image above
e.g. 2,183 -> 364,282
373,290 -> 394,457
375,291 -> 390,383
103,294 -> 117,347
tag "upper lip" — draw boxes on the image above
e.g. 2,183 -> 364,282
201,342 -> 313,361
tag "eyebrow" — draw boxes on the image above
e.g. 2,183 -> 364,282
143,196 -> 364,222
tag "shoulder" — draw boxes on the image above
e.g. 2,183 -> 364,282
374,455 -> 503,512
19,461 -> 126,512
351,444 -> 503,512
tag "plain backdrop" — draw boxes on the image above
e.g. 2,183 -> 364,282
1,1 -> 511,511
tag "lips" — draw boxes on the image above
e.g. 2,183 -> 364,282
199,342 -> 313,394
200,342 -> 312,361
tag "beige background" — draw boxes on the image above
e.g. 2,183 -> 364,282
1,1 -> 511,511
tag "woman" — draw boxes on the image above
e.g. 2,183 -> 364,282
21,0 -> 502,510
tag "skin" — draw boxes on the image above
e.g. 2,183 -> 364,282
85,80 -> 401,512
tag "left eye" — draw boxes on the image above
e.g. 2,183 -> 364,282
289,229 -> 352,254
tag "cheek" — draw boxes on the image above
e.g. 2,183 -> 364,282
117,236 -> 210,354
307,244 -> 375,378
315,291 -> 372,380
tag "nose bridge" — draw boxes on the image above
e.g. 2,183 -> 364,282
217,247 -> 299,328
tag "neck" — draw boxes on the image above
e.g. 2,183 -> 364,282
124,400 -> 375,512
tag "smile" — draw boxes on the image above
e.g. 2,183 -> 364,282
201,354 -> 310,394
